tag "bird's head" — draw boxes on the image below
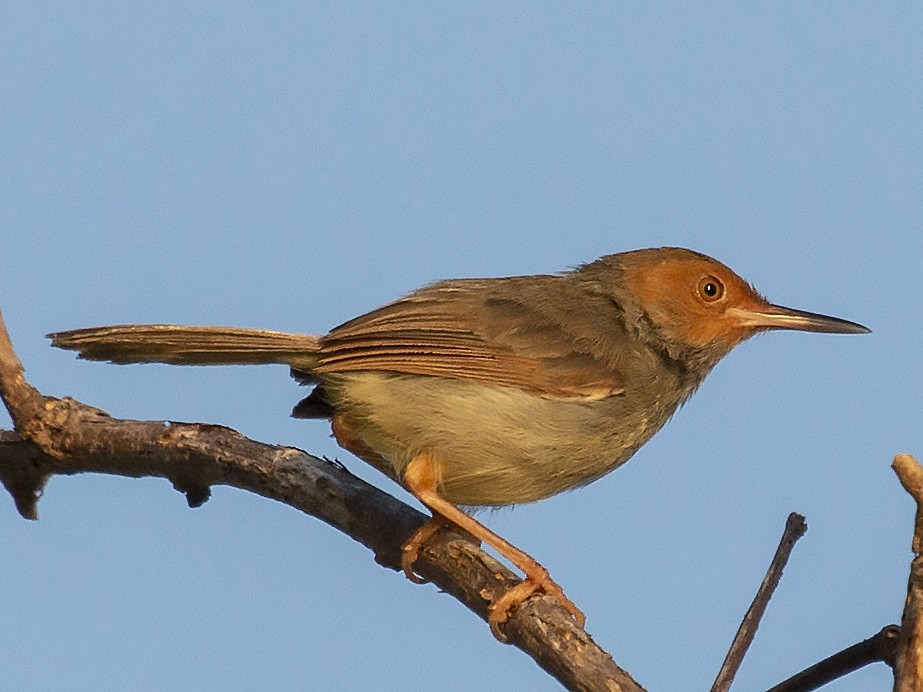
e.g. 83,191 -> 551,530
615,247 -> 869,355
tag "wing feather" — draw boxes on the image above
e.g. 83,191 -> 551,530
315,277 -> 625,401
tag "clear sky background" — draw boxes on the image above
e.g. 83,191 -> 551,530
1,4 -> 920,691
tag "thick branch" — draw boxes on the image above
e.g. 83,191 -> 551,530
0,309 -> 643,692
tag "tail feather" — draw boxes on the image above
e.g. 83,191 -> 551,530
48,325 -> 321,370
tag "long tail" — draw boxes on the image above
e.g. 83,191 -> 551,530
48,325 -> 321,370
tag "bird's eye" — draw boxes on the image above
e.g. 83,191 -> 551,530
697,275 -> 725,302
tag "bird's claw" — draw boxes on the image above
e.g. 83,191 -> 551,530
487,569 -> 586,642
401,541 -> 429,584
401,516 -> 448,584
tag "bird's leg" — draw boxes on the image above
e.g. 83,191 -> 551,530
402,451 -> 586,640
331,415 -> 471,585
330,417 -> 585,638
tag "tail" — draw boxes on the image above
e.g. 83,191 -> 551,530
48,324 -> 321,371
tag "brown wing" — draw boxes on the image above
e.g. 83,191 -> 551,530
315,276 -> 625,401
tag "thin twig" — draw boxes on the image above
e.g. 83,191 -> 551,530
766,624 -> 899,691
711,512 -> 808,692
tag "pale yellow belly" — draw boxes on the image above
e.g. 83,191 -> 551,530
320,372 -> 671,506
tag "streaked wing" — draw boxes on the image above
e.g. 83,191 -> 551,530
316,277 -> 625,401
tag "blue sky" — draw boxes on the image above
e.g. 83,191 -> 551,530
1,4 -> 920,690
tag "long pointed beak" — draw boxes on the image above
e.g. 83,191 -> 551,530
727,304 -> 871,334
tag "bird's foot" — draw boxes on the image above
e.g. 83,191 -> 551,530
400,516 -> 447,584
488,565 -> 586,641
399,452 -> 584,642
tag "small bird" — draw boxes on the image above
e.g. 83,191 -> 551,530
49,247 -> 869,639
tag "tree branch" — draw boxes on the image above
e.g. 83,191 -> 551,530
893,453 -> 923,691
0,308 -> 643,692
766,624 -> 898,691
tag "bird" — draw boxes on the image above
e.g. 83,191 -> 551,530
48,247 -> 869,639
